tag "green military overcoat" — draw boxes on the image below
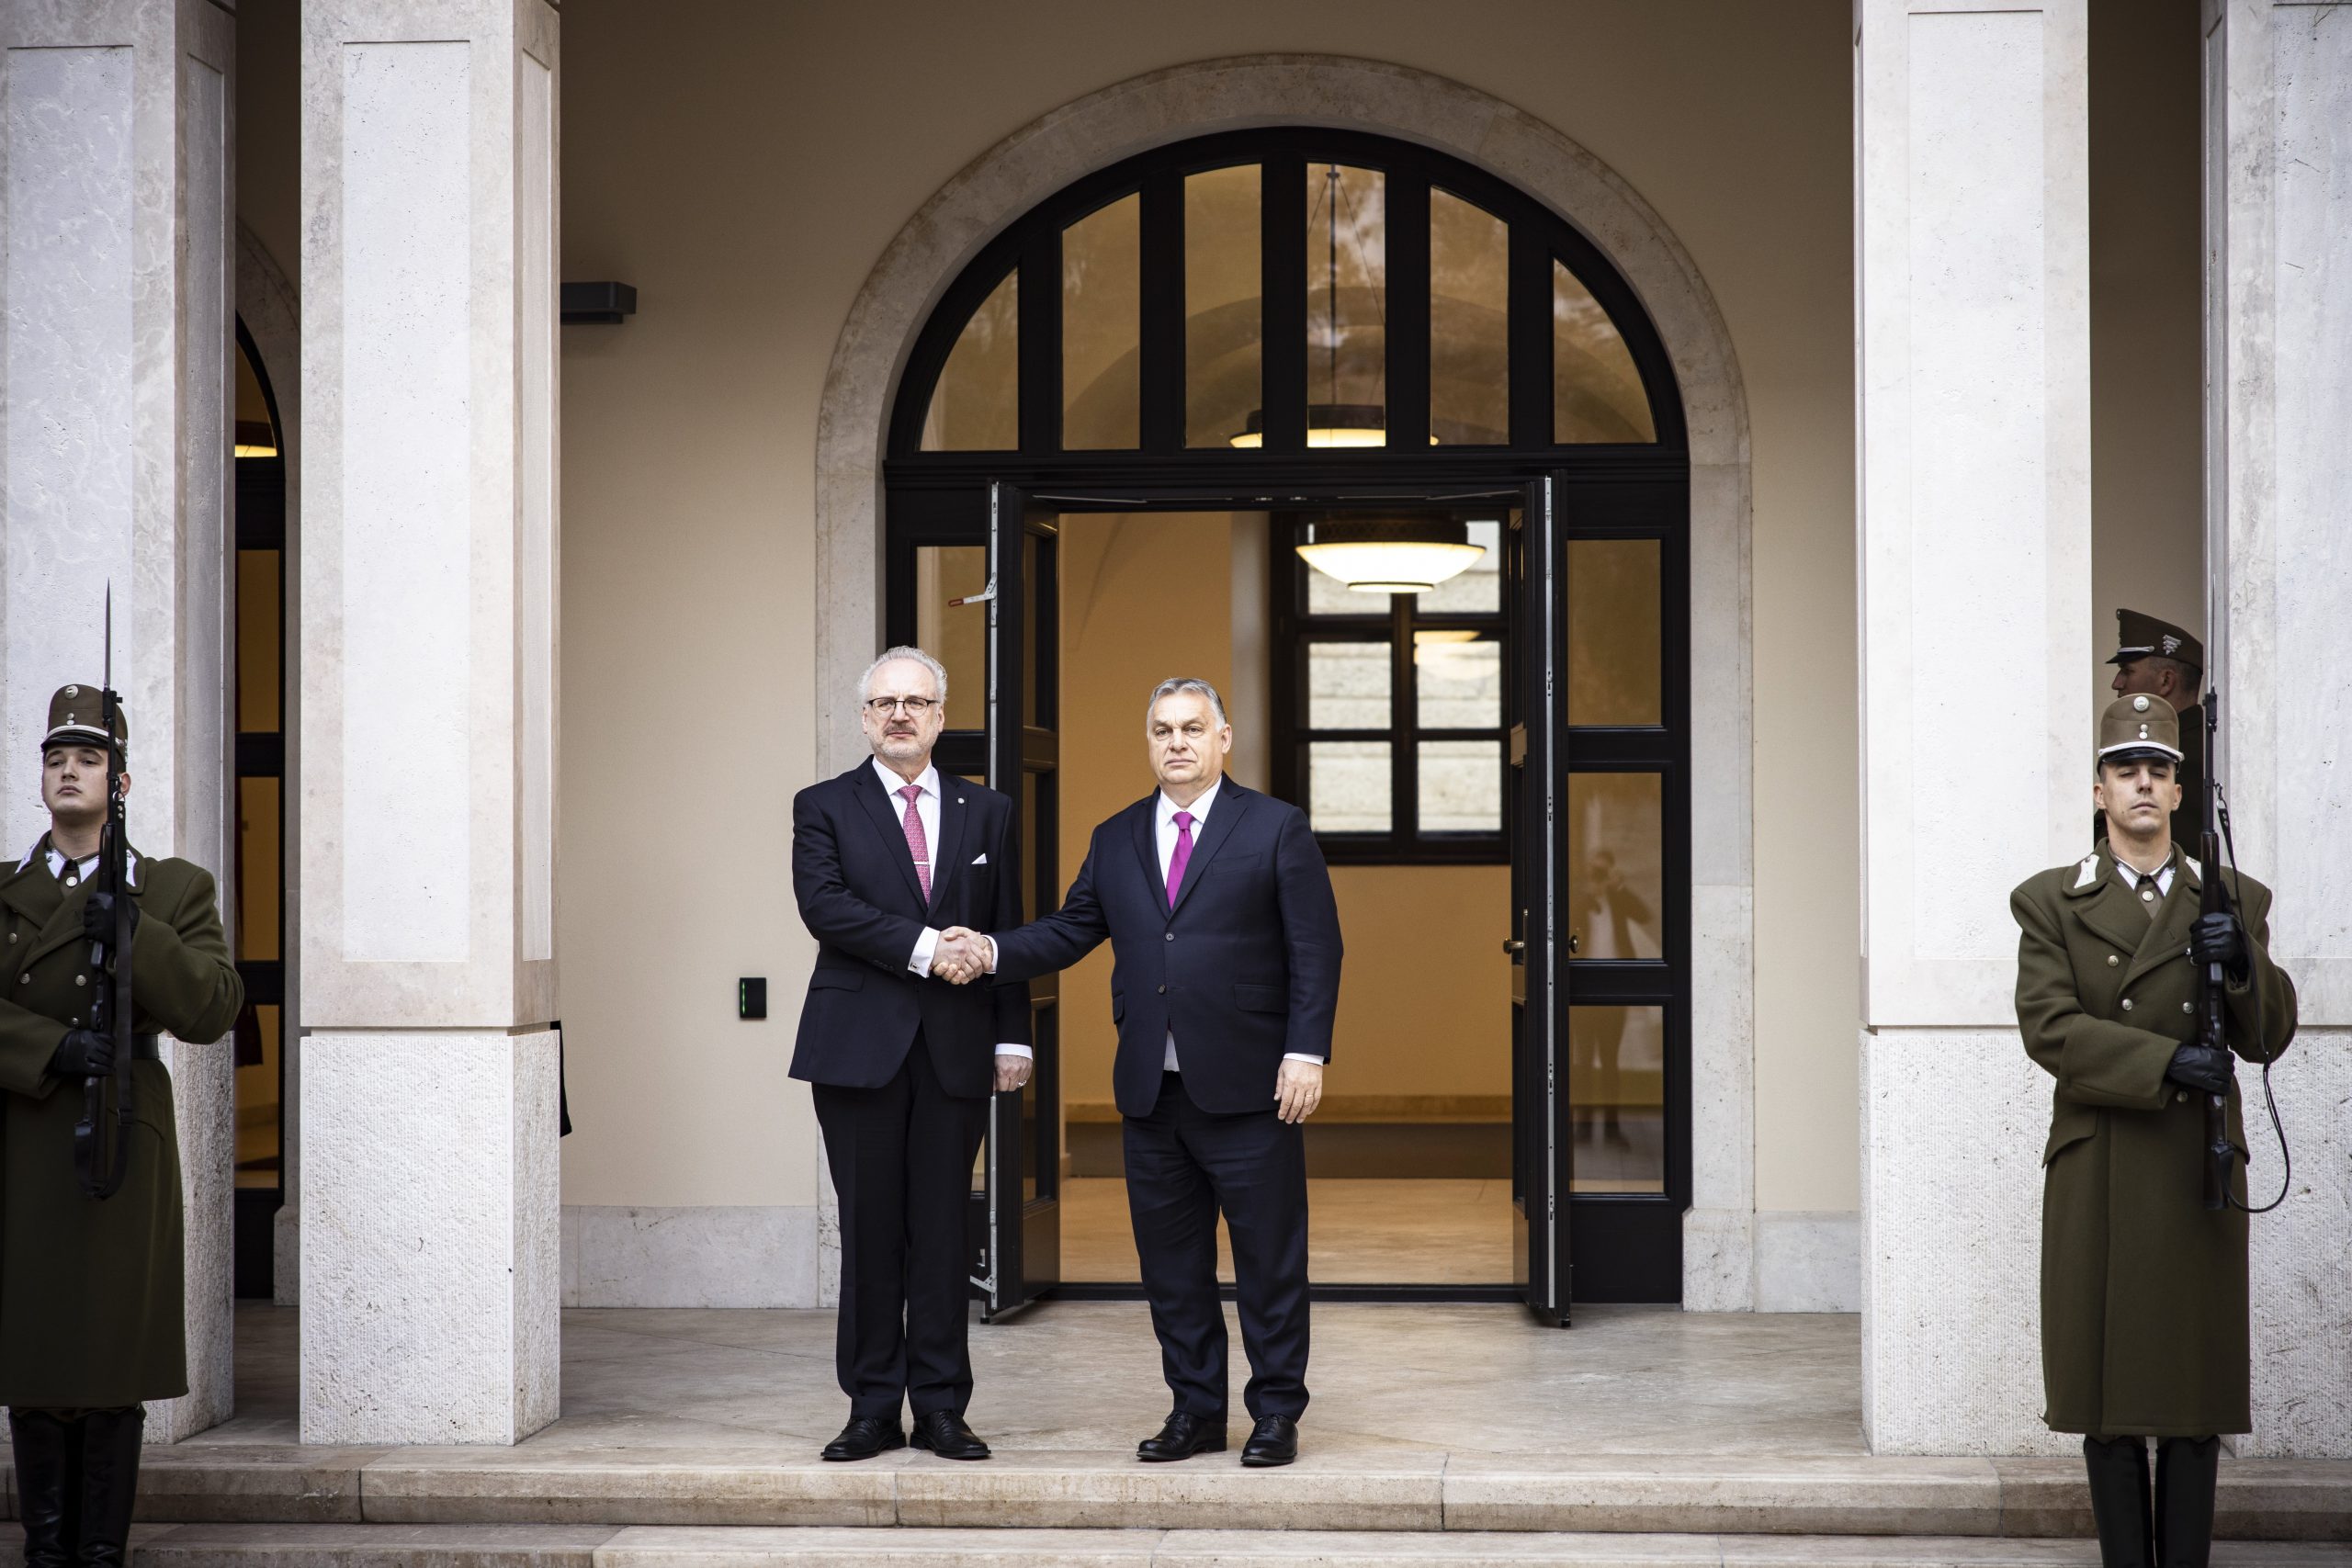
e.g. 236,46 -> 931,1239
0,840 -> 243,1407
2011,841 -> 2297,1438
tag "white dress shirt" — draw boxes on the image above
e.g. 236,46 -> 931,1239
876,758 -> 1030,1063
2114,850 -> 2176,903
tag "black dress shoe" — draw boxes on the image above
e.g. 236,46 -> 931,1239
1240,1414 -> 1299,1468
910,1409 -> 991,1461
1137,1410 -> 1227,1462
820,1416 -> 906,1461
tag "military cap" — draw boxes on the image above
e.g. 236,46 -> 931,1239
40,683 -> 128,756
2107,608 -> 2203,672
2098,691 -> 2182,767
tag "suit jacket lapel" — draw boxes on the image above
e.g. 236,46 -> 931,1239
2064,845 -> 2151,963
2122,857 -> 2199,990
1166,784 -> 1250,921
926,783 -> 970,912
1132,795 -> 1169,915
849,764 -> 929,911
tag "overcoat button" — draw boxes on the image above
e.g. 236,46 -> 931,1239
2120,998 -> 2133,1010
74,974 -> 86,987
2107,954 -> 2119,966
16,974 -> 26,985
2176,1090 -> 2188,1103
2182,1002 -> 2193,1014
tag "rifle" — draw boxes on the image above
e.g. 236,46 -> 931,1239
72,585 -> 135,1201
2196,692 -> 2232,1212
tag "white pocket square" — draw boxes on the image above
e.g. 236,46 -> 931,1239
971,852 -> 989,865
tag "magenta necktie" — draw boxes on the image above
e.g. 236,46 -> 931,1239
899,784 -> 933,899
1165,811 -> 1195,908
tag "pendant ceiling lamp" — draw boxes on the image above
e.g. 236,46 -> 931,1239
1295,514 -> 1486,596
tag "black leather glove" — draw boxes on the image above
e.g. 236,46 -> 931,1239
51,1029 -> 117,1079
2165,1040 -> 2234,1098
2189,910 -> 2247,979
80,889 -> 137,948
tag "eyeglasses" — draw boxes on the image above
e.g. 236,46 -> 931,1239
865,696 -> 940,716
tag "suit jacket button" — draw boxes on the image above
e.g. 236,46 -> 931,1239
1165,932 -> 1174,942
1157,984 -> 1166,994
2120,998 -> 2133,1010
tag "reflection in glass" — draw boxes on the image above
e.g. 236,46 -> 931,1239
1566,773 -> 1664,959
1418,739 -> 1501,832
236,776 -> 282,962
1553,259 -> 1655,443
236,550 -> 282,729
1306,641 -> 1389,728
922,269 -> 1019,450
1307,739 -> 1389,832
1063,194 -> 1140,450
913,546 -> 988,730
1415,635 -> 1501,728
1415,519 -> 1504,615
1430,189 -> 1509,445
1185,165 -> 1261,447
1568,538 -> 1662,725
1306,164 -> 1385,443
1569,1006 -> 1666,1193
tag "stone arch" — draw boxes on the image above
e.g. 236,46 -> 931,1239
813,53 -> 1758,1309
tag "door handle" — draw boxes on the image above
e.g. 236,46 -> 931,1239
1566,931 -> 1581,956
1501,938 -> 1526,955
948,579 -> 997,608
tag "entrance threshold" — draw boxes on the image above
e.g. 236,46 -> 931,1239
1044,1281 -> 1531,1305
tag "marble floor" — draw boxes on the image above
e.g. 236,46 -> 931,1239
1059,1177 -> 1517,1284
203,1299 -> 1866,1457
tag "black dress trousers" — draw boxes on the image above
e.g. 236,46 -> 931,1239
812,1034 -> 988,1420
1124,1070 -> 1310,1422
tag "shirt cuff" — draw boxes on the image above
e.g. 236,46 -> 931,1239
995,1043 -> 1034,1059
1281,1053 -> 1326,1065
907,927 -> 941,976
980,934 -> 999,974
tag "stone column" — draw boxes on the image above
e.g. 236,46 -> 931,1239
298,0 -> 560,1445
1854,0 -> 2093,1455
0,0 -> 237,1444
2203,0 -> 2352,1461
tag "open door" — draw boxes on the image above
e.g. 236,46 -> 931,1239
974,479 -> 1062,1320
1510,474 -> 1571,1325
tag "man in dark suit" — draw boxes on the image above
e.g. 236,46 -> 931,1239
944,676 -> 1342,1468
789,646 -> 1030,1462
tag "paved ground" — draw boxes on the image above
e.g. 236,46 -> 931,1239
205,1301 -> 1867,1458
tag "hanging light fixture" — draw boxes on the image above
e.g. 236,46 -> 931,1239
1295,513 -> 1486,596
1232,164 -> 1423,449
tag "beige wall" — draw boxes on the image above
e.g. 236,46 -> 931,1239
226,0 -> 2200,1225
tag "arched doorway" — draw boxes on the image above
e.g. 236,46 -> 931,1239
882,127 -> 1691,1312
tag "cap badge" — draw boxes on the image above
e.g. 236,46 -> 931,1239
2139,723 -> 2150,740
2161,634 -> 2182,655
2132,695 -> 2152,712
63,686 -> 78,698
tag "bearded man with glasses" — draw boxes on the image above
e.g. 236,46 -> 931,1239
787,647 -> 1031,1461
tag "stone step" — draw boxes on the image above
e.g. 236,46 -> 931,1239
108,1447 -> 2352,1540
81,1523 -> 2352,1568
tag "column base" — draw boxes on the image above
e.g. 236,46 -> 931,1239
300,1029 -> 560,1446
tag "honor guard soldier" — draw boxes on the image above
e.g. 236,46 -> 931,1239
1,687 -> 243,1567
2012,693 -> 2296,1568
2103,609 -> 2205,849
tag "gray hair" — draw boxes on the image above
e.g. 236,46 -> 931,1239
862,645 -> 948,705
1144,676 -> 1227,728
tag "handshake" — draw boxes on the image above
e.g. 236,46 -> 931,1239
931,928 -> 993,985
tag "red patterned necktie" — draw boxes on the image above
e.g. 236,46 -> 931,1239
1165,811 -> 1195,908
899,784 -> 933,899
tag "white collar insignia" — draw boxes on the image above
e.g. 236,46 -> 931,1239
2184,854 -> 2202,880
2073,853 -> 2101,890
